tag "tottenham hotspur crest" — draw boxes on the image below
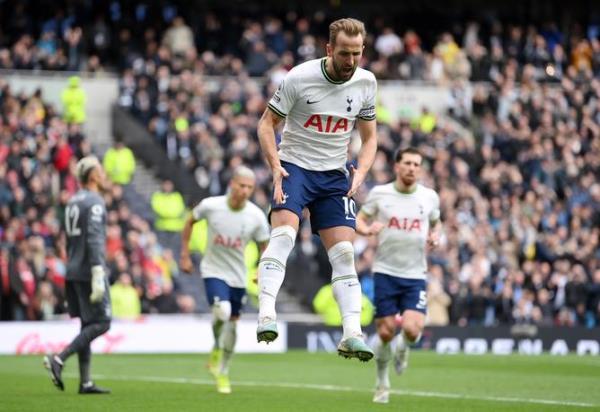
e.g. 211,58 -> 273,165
346,96 -> 353,112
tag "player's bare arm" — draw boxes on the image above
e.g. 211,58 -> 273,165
257,108 -> 289,204
348,118 -> 377,197
180,215 -> 197,273
356,210 -> 384,236
427,219 -> 442,250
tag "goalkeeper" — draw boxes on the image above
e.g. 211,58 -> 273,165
44,156 -> 112,394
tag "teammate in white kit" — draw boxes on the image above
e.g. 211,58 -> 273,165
180,166 -> 270,394
356,147 -> 442,403
256,18 -> 378,361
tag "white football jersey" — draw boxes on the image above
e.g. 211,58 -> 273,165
192,196 -> 270,288
360,183 -> 440,280
268,58 -> 377,171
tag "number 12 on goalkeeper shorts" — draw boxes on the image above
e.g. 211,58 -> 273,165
343,196 -> 357,221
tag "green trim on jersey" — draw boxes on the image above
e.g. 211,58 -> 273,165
331,274 -> 358,284
267,103 -> 287,118
358,114 -> 376,121
321,58 -> 347,85
226,196 -> 246,212
394,182 -> 418,194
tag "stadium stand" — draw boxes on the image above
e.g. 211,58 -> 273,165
0,81 -> 196,320
0,1 -> 598,327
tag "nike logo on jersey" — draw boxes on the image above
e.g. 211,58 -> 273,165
306,98 -> 320,104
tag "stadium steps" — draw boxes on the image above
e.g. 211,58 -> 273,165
130,163 -> 161,203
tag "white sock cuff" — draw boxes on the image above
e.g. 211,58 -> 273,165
270,225 -> 297,247
212,300 -> 232,322
375,338 -> 392,362
327,241 -> 354,261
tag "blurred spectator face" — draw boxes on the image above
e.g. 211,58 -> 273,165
229,174 -> 255,205
327,30 -> 364,81
161,180 -> 174,193
118,272 -> 133,286
394,152 -> 423,187
176,294 -> 196,313
38,281 -> 54,300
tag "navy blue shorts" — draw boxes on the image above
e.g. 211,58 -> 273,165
271,161 -> 356,234
374,273 -> 427,318
203,278 -> 246,317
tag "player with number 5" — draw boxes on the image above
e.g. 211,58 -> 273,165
356,147 -> 442,404
256,17 -> 378,362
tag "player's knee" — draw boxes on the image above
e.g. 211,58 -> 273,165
270,225 -> 296,248
212,300 -> 232,322
402,322 -> 423,342
378,327 -> 395,343
90,320 -> 110,337
264,225 -> 297,259
327,241 -> 355,271
377,320 -> 396,342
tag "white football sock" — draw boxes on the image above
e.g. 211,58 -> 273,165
258,225 -> 296,321
219,321 -> 237,375
329,241 -> 362,339
211,300 -> 231,349
375,338 -> 392,388
212,319 -> 224,350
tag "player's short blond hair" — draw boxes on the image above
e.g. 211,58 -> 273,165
76,155 -> 100,183
232,165 -> 256,181
329,18 -> 367,46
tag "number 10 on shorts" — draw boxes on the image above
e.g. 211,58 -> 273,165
343,196 -> 356,220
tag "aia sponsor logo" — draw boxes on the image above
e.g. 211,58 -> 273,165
15,332 -> 125,354
214,234 -> 243,249
303,115 -> 349,134
388,217 -> 422,232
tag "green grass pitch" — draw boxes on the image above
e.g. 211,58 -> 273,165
1,351 -> 599,411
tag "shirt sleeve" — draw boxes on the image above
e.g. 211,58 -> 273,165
192,199 -> 209,221
253,211 -> 271,243
358,77 -> 377,121
429,191 -> 441,223
87,202 -> 106,267
360,189 -> 379,217
267,71 -> 297,118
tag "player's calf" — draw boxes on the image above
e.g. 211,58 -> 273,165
257,225 -> 296,326
394,310 -> 424,374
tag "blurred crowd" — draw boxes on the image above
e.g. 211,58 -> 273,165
2,0 -> 600,85
116,11 -> 600,329
0,82 -> 195,321
1,1 -> 599,327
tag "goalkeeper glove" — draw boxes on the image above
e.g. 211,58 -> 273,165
90,265 -> 106,303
